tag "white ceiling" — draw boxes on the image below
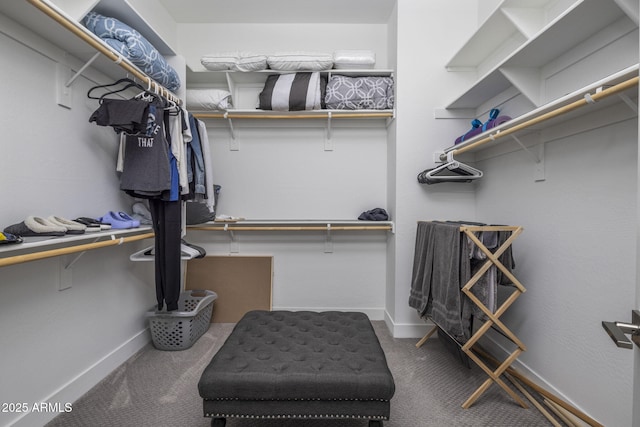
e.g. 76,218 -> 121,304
157,0 -> 396,24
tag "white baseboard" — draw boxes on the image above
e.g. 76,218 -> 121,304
9,329 -> 151,427
383,312 -> 435,339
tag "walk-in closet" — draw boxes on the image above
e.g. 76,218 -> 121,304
0,0 -> 638,426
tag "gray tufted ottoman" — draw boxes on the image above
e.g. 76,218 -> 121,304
198,310 -> 395,426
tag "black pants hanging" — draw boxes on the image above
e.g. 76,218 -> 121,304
149,199 -> 182,311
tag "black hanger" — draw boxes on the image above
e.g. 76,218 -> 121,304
87,78 -> 151,103
87,78 -> 137,99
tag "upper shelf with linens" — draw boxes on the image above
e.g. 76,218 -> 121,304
186,51 -> 395,121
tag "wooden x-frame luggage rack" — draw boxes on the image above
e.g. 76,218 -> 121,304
416,225 -> 527,409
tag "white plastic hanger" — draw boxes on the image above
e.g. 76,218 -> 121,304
129,243 -> 205,262
418,152 -> 483,184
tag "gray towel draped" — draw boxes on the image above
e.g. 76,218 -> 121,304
409,221 -> 471,343
409,221 -> 515,344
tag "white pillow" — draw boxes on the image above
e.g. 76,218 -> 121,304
267,52 -> 333,71
333,50 -> 376,69
186,89 -> 233,111
201,52 -> 267,72
235,52 -> 268,72
201,52 -> 238,71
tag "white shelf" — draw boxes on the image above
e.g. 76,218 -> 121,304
446,2 -> 528,71
188,68 -> 394,85
90,0 -> 176,55
187,220 -> 393,253
188,219 -> 394,232
193,109 -> 394,119
0,0 -> 179,97
446,0 -> 563,72
0,227 -> 154,267
188,69 -> 396,125
445,0 -> 637,111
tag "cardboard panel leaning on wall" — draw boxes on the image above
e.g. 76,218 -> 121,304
186,256 -> 273,322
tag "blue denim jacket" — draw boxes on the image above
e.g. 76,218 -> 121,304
187,114 -> 206,196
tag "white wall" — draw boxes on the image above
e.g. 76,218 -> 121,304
203,124 -> 389,219
185,231 -> 388,317
385,1 -> 399,325
390,0 -> 479,337
474,114 -> 637,426
0,15 -> 156,427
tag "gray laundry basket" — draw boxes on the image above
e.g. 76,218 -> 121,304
147,290 -> 217,351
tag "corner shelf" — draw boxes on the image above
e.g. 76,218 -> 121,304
0,227 -> 154,268
437,0 -> 638,165
444,0 -> 638,112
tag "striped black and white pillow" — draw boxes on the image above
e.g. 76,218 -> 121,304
258,72 -> 325,111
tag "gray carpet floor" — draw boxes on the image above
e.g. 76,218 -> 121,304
46,322 -> 555,427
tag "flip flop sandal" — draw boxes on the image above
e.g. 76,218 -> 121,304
4,216 -> 67,237
47,216 -> 87,234
116,211 -> 140,228
74,217 -> 111,231
0,231 -> 23,244
99,211 -> 134,229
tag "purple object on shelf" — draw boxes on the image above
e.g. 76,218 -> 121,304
455,109 -> 512,145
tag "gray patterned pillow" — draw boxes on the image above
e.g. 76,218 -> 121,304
325,75 -> 394,110
83,12 -> 181,91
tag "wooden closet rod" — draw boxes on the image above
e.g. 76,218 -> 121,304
0,232 -> 154,268
193,112 -> 394,120
189,225 -> 392,231
26,0 -> 180,104
444,76 -> 639,160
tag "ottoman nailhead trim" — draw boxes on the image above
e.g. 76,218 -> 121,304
206,413 -> 389,420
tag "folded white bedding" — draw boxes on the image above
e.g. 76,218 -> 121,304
267,52 -> 333,71
201,52 -> 267,72
333,50 -> 376,69
186,89 -> 233,111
